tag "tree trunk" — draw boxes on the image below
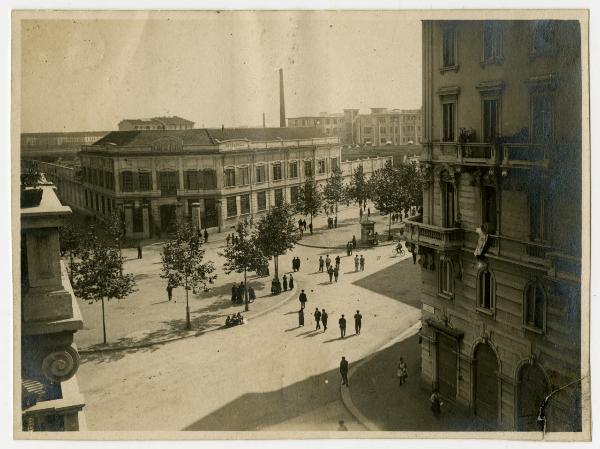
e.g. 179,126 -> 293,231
101,296 -> 107,345
244,268 -> 249,311
389,213 -> 392,240
185,277 -> 191,330
118,240 -> 123,276
274,256 -> 279,279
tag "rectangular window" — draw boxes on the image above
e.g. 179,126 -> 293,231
224,168 -> 236,187
290,186 -> 299,204
226,196 -> 237,217
531,21 -> 556,56
440,259 -> 453,297
272,163 -> 282,181
200,169 -> 217,189
478,271 -> 493,310
483,21 -> 502,62
483,99 -> 498,142
121,171 -> 134,192
184,170 -> 199,190
317,160 -> 326,174
240,194 -> 250,214
132,207 -> 144,233
482,186 -> 497,234
255,165 -> 266,183
159,171 -> 178,196
529,189 -> 550,242
531,94 -> 553,144
238,166 -> 250,186
442,27 -> 456,67
257,191 -> 267,211
442,103 -> 456,142
289,161 -> 298,178
139,171 -> 152,191
304,160 -> 313,177
274,188 -> 284,206
330,157 -> 339,172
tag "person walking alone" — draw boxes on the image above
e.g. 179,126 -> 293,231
166,283 -> 173,302
289,273 -> 294,289
360,255 -> 365,271
298,308 -> 305,327
339,314 -> 347,338
335,255 -> 341,268
282,274 -> 288,291
321,309 -> 328,331
340,356 -> 349,387
319,256 -> 324,272
314,308 -> 322,330
397,357 -> 408,386
354,254 -> 360,272
327,266 -> 334,283
203,229 -> 209,242
137,244 -> 143,259
299,290 -> 308,309
325,254 -> 332,270
333,265 -> 339,282
352,235 -> 357,249
354,310 -> 362,335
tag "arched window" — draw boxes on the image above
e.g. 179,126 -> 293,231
439,257 -> 454,298
477,269 -> 495,312
524,281 -> 545,331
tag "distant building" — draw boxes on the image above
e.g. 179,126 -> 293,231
20,182 -> 86,431
406,20 -> 582,432
21,131 -> 109,151
118,116 -> 195,131
287,112 -> 345,141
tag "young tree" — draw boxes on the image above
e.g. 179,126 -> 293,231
161,221 -> 216,330
295,176 -> 323,229
70,228 -> 136,345
254,203 -> 300,282
322,167 -> 345,220
220,221 -> 268,311
101,210 -> 126,274
399,161 -> 425,211
59,223 -> 81,275
348,165 -> 370,209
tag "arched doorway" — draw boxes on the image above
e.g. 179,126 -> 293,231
473,342 -> 499,427
517,363 -> 549,431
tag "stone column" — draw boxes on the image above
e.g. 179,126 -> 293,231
142,204 -> 150,239
191,202 -> 202,231
124,203 -> 134,238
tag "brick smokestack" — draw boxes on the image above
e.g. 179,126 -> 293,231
279,68 -> 286,128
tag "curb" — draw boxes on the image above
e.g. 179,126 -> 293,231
297,239 -> 397,250
79,284 -> 299,355
339,321 -> 421,431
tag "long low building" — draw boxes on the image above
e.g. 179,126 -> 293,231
36,128 -> 391,239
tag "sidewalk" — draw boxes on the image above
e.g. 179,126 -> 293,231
345,333 -> 476,431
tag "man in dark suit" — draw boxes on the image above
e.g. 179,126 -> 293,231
340,356 -> 349,387
339,314 -> 347,338
321,309 -> 328,331
314,308 -> 322,330
299,290 -> 307,309
354,310 -> 363,335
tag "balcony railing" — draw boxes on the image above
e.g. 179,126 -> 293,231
501,143 -> 549,169
404,218 -> 463,251
461,143 -> 496,165
464,231 -> 552,268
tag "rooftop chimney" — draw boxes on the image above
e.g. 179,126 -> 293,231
279,68 -> 286,128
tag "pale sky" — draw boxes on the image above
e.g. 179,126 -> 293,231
19,11 -> 422,133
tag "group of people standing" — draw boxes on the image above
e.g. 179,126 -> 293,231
291,256 -> 301,272
296,292 -> 363,340
281,273 -> 294,291
231,282 -> 256,304
346,235 -> 357,256
297,218 -> 313,235
327,216 -> 337,229
318,254 -> 342,283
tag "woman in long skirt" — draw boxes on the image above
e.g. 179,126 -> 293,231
298,308 -> 305,327
289,274 -> 294,289
282,274 -> 288,291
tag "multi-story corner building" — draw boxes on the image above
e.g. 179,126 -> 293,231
118,116 -> 195,131
405,20 -> 582,431
20,183 -> 86,431
77,128 -> 343,238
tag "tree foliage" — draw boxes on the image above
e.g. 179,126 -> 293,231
59,222 -> 81,271
347,165 -> 370,207
219,221 -> 268,310
161,221 -> 216,329
70,228 -> 136,344
254,203 -> 300,279
295,176 -> 323,226
322,168 -> 345,217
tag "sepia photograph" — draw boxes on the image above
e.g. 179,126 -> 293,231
7,4 -> 592,445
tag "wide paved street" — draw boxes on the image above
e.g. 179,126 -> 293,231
76,209 -> 423,431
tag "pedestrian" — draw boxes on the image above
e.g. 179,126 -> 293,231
430,390 -> 443,418
321,309 -> 328,331
335,255 -> 340,268
282,274 -> 288,291
354,310 -> 362,335
333,265 -> 339,282
325,254 -> 331,269
360,255 -> 365,271
367,207 -> 371,218
137,244 -> 143,259
238,282 -> 246,304
411,244 -> 417,264
292,257 -> 297,272
298,308 -> 305,327
204,228 -> 209,242
314,308 -> 322,330
166,283 -> 173,301
299,289 -> 308,309
334,216 -> 337,228
327,266 -> 334,283
319,256 -> 324,272
296,257 -> 301,271
339,356 -> 349,386
354,254 -> 360,272
231,284 -> 237,303
298,218 -> 303,230
303,219 -> 307,230
397,357 -> 408,386
309,222 -> 313,234
248,286 -> 256,303
339,314 -> 347,338
352,235 -> 357,249
289,273 -> 294,289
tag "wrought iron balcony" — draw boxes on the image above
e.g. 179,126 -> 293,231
501,143 -> 549,169
404,217 -> 463,251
